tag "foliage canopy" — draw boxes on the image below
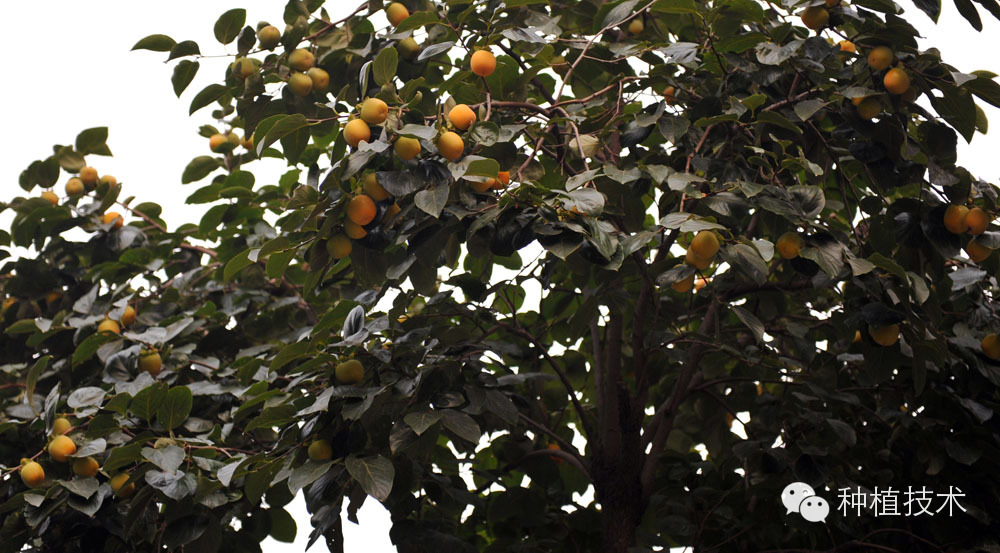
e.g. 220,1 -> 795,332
4,0 -> 1000,551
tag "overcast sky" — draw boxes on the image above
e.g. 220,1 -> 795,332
1,2 -> 998,552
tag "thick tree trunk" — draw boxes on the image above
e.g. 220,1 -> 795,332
595,449 -> 644,553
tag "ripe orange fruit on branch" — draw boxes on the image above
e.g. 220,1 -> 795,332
20,460 -> 44,488
97,318 -> 121,335
344,119 -> 371,148
883,68 -> 910,95
547,443 -> 564,464
776,232 -> 804,259
386,2 -> 410,27
361,98 -> 389,125
209,133 -> 229,153
437,131 -> 465,161
492,171 -> 511,189
982,333 -> 1000,360
80,166 -> 99,187
395,136 -> 421,160
399,37 -> 421,60
868,324 -> 899,347
72,456 -> 100,478
944,204 -> 970,234
470,180 -> 493,193
672,274 -> 694,292
308,439 -> 333,461
48,435 -> 76,463
288,48 -> 315,71
966,238 -> 993,263
327,234 -> 353,259
344,219 -> 367,239
257,25 -> 281,49
800,6 -> 829,30
856,97 -> 881,119
120,305 -> 137,326
448,104 -> 477,130
838,40 -> 856,53
65,178 -> 85,197
52,417 -> 71,436
868,46 -> 893,71
364,174 -> 391,201
685,249 -> 712,270
690,231 -> 720,259
110,473 -> 135,497
232,57 -> 256,78
347,195 -> 377,225
307,67 -> 330,92
335,359 -> 365,384
103,212 -> 124,229
41,190 -> 58,205
663,86 -> 675,104
140,349 -> 162,376
288,72 -> 313,96
470,50 -> 496,77
965,207 -> 991,235
627,17 -> 644,35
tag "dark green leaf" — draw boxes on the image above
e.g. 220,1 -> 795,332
213,8 -> 247,44
132,34 -> 176,52
172,61 -> 200,97
156,387 -> 193,430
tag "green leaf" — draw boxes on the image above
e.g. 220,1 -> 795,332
404,411 -> 441,435
75,128 -> 109,156
61,478 -> 99,499
345,455 -> 395,501
181,156 -> 222,184
189,83 -> 229,115
397,124 -> 437,140
213,8 -> 247,44
415,182 -> 450,218
270,341 -> 312,371
932,86 -> 977,142
25,356 -> 50,409
464,157 -> 501,178
172,60 -> 200,97
167,40 -> 201,61
103,442 -> 143,473
652,0 -> 699,13
733,306 -> 765,344
224,248 -> 255,281
373,46 -> 399,87
157,387 -> 193,430
268,508 -> 297,543
256,114 -> 309,156
441,410 -> 481,443
72,332 -> 120,367
142,445 -> 186,472
754,110 -> 803,134
716,32 -> 766,53
266,249 -> 296,280
132,34 -> 176,52
246,405 -> 297,431
395,10 -> 439,32
911,0 -> 942,21
793,99 -> 826,121
131,382 -> 168,422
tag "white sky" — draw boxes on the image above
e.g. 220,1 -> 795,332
0,2 -> 998,552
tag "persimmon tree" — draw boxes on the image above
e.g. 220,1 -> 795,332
4,0 -> 1000,551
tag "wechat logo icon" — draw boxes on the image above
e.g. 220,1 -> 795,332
782,482 -> 830,523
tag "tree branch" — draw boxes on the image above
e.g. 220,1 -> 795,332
498,322 -> 593,438
640,298 -> 720,501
